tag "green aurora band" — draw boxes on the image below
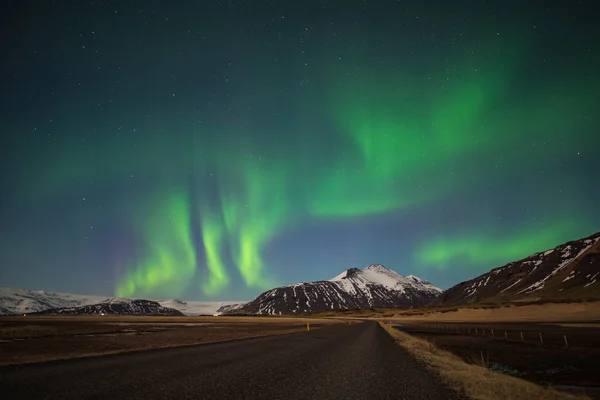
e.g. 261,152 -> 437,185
415,219 -> 596,270
199,215 -> 229,296
215,158 -> 288,290
116,191 -> 196,298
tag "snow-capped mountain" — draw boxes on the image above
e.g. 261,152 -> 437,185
0,287 -> 245,316
226,264 -> 442,315
434,231 -> 600,306
0,287 -> 106,315
37,298 -> 184,316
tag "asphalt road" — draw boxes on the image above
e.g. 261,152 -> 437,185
1,321 -> 462,400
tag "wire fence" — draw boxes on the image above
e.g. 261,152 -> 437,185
389,322 -> 600,349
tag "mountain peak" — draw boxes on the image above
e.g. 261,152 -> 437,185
364,264 -> 389,271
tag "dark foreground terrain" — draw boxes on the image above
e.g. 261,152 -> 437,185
396,321 -> 600,396
0,321 -> 462,400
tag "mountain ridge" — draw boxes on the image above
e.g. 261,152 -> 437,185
227,264 -> 441,315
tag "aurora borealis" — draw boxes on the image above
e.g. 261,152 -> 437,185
1,1 -> 598,301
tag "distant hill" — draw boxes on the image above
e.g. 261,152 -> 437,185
227,264 -> 442,315
35,298 -> 184,316
434,231 -> 600,306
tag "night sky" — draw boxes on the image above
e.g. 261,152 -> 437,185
1,1 -> 599,301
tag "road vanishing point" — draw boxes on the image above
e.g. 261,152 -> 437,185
1,321 -> 463,400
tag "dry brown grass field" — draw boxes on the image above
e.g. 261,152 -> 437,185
0,315 -> 344,365
381,322 -> 589,400
394,321 -> 600,392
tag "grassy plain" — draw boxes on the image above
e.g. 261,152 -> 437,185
313,300 -> 600,323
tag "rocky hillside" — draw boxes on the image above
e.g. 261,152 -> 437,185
434,231 -> 600,306
227,264 -> 441,315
